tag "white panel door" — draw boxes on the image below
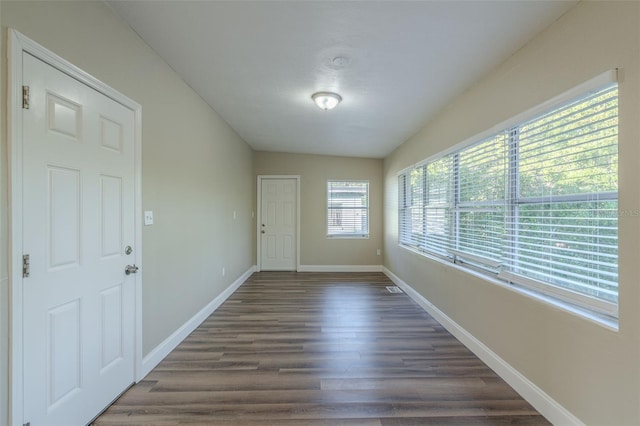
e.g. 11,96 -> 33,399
260,179 -> 297,271
21,52 -> 136,426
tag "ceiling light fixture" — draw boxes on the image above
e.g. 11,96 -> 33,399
311,91 -> 342,111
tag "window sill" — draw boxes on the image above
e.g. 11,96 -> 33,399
327,235 -> 370,239
398,244 -> 619,332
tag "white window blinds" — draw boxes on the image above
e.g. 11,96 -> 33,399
502,84 -> 618,310
398,159 -> 454,254
327,181 -> 369,237
425,157 -> 454,255
454,133 -> 507,267
398,81 -> 618,316
399,166 -> 425,247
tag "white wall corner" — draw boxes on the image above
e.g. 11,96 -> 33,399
139,265 -> 256,379
297,265 -> 383,273
382,267 -> 584,426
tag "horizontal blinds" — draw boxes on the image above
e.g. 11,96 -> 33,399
398,82 -> 619,314
398,173 -> 409,242
518,86 -> 618,198
507,85 -> 618,304
399,167 -> 425,247
327,181 -> 369,237
398,159 -> 455,256
425,157 -> 453,255
455,133 -> 507,264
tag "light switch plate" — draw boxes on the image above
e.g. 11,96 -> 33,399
144,210 -> 154,226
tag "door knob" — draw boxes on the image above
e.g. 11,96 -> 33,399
125,264 -> 139,275
261,230 -> 265,234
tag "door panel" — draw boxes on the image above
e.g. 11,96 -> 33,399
47,93 -> 82,141
260,179 -> 297,271
22,52 -> 136,426
100,284 -> 124,371
48,166 -> 81,269
47,299 -> 81,406
100,175 -> 123,258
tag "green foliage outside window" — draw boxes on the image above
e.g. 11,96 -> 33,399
399,84 -> 618,311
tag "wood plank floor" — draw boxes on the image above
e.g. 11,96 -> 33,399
94,272 -> 549,425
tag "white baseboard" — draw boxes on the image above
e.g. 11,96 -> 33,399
382,267 -> 584,426
0,278 -> 8,426
297,265 -> 383,272
140,265 -> 256,378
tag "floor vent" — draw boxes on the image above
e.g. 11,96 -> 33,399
386,286 -> 403,294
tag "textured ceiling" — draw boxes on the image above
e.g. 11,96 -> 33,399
108,1 -> 576,158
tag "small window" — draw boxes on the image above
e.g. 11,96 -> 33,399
327,181 -> 369,238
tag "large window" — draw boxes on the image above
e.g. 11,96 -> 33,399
399,82 -> 618,317
328,181 -> 369,238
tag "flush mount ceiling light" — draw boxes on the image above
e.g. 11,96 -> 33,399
311,91 -> 342,111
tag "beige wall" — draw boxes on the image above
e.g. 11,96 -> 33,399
384,1 -> 640,424
254,152 -> 383,267
0,0 -> 6,422
0,2 -> 254,423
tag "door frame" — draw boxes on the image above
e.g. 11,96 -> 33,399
256,175 -> 301,272
7,29 -> 144,426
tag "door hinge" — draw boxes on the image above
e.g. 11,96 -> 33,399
22,85 -> 30,109
22,254 -> 30,278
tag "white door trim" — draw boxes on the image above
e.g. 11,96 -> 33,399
7,29 -> 143,426
256,175 -> 300,272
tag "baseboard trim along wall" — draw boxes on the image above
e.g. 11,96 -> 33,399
297,265 -> 383,272
140,265 -> 257,378
0,277 -> 8,426
382,267 -> 584,426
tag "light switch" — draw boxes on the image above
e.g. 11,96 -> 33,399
144,210 -> 154,226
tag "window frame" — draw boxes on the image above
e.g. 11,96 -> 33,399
397,71 -> 619,321
327,180 -> 370,239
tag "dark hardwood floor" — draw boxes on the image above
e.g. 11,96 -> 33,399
94,272 -> 549,425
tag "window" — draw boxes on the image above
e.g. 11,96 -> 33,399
399,81 -> 618,318
327,181 -> 369,238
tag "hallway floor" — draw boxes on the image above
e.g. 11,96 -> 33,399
94,272 -> 548,425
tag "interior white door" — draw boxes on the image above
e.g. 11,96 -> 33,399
21,52 -> 136,426
260,178 -> 297,271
